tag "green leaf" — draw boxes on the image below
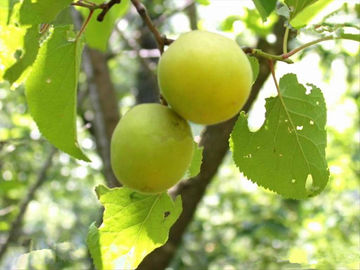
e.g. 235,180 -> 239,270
87,185 -> 182,270
3,25 -> 41,85
288,0 -> 333,29
14,249 -> 56,270
252,0 -> 277,21
80,0 -> 130,51
220,15 -> 242,32
186,142 -> 203,178
0,24 -> 27,81
25,25 -> 89,161
230,73 -> 329,199
339,33 -> 360,42
285,0 -> 317,19
243,9 -> 277,37
0,0 -> 19,25
247,56 -> 259,85
195,0 -> 211,6
19,0 -> 73,25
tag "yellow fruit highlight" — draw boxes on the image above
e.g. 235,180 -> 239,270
158,30 -> 253,125
110,104 -> 194,193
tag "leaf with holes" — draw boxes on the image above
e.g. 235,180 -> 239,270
87,185 -> 182,270
230,73 -> 329,199
25,25 -> 89,161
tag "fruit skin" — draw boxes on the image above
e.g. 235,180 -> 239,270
110,103 -> 194,193
158,30 -> 253,125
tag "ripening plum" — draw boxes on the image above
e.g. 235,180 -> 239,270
110,103 -> 194,193
158,30 -> 252,125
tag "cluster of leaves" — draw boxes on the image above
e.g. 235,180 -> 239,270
0,0 -> 359,268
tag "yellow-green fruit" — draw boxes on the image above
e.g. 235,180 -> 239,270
158,30 -> 253,125
110,103 -> 194,193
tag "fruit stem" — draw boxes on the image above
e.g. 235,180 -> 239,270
250,49 -> 294,64
281,35 -> 334,59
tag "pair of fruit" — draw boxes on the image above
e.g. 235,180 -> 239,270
111,30 -> 253,193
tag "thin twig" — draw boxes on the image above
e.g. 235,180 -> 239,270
282,36 -> 334,59
0,147 -> 56,260
76,9 -> 94,41
246,48 -> 294,64
130,0 -> 173,54
72,0 -> 121,22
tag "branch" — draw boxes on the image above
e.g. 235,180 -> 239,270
71,0 -> 121,22
130,0 -> 173,54
72,9 -> 120,188
138,16 -> 289,270
0,147 -> 56,260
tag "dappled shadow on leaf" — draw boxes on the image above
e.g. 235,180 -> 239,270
4,25 -> 40,84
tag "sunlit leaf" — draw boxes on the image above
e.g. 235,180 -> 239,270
87,185 -> 182,270
289,0 -> 333,29
19,0 -> 73,25
196,0 -> 211,6
285,0 -> 317,19
230,73 -> 329,199
3,25 -> 41,85
252,0 -> 277,21
25,25 -> 89,161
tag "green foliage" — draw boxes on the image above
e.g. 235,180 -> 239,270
25,26 -> 89,161
340,33 -> 360,42
19,0 -> 73,25
285,0 -> 317,19
186,142 -> 204,178
288,0 -> 333,29
79,0 -> 130,51
0,1 -> 359,269
230,74 -> 329,199
87,185 -> 182,269
247,56 -> 259,85
220,15 -> 241,32
195,0 -> 210,6
3,25 -> 41,85
252,0 -> 277,21
13,249 -> 55,270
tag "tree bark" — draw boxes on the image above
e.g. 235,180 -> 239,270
82,48 -> 120,188
138,18 -> 287,270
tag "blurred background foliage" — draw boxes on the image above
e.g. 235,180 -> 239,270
0,0 -> 359,269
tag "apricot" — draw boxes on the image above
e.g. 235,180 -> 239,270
110,104 -> 194,193
158,30 -> 252,125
